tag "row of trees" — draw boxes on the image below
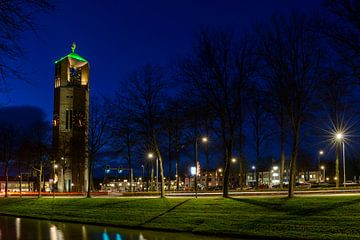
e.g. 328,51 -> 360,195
1,1 -> 360,199
94,1 -> 360,198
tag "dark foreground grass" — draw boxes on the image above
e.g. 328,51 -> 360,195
0,196 -> 360,239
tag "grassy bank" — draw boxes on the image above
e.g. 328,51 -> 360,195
0,196 -> 359,239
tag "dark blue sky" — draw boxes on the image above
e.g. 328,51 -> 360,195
1,0 -> 322,121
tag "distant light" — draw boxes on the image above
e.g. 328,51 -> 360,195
148,153 -> 154,159
54,164 -> 58,169
334,177 -> 338,180
321,165 -> 325,170
273,166 -> 279,171
252,166 -> 256,170
231,158 -> 237,163
218,168 -> 222,173
190,167 -> 196,176
319,150 -> 324,155
202,137 -> 208,143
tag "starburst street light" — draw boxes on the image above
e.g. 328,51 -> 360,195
336,133 -> 343,141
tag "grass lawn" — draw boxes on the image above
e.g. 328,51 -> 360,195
0,196 -> 360,239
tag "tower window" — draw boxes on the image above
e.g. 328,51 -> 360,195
69,66 -> 82,86
65,109 -> 73,129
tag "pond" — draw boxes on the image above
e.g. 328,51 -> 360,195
0,215 -> 239,240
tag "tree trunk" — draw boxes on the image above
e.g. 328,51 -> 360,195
5,161 -> 8,197
127,130 -> 132,192
167,131 -> 172,191
280,115 -> 285,189
38,161 -> 43,198
223,149 -> 231,197
205,142 -> 209,191
154,143 -> 165,198
86,155 -> 93,198
288,127 -> 299,198
151,158 -> 155,191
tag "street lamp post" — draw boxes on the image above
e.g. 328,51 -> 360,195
321,165 -> 325,182
335,133 -> 346,187
141,165 -> 144,191
251,166 -> 256,187
53,163 -> 58,198
342,141 -> 346,187
194,137 -> 198,198
318,150 -> 324,183
216,168 -> 222,188
202,137 -> 209,191
148,153 -> 159,192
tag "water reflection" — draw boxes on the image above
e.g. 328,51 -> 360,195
0,215 -> 237,240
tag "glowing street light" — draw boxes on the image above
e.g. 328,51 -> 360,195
336,133 -> 343,140
231,158 -> 237,163
201,137 -> 208,143
319,150 -> 324,155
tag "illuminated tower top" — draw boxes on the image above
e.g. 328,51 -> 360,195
54,43 -> 89,88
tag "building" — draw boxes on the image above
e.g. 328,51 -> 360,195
52,43 -> 89,192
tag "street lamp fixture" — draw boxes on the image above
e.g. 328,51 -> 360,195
336,133 -> 343,140
231,158 -> 237,163
319,150 -> 324,155
148,153 -> 154,159
202,137 -> 208,143
251,165 -> 256,170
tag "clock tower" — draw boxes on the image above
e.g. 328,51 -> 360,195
53,43 -> 89,192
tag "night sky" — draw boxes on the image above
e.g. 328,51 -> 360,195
2,0 -> 322,121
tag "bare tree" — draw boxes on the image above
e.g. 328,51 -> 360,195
323,0 -> 360,81
180,29 -> 256,197
0,0 -> 53,83
0,124 -> 16,197
87,95 -> 112,198
124,64 -> 167,197
258,13 -> 323,197
248,84 -> 272,187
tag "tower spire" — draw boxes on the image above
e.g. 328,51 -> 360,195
71,42 -> 76,53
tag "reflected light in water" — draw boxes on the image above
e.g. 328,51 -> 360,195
49,224 -> 64,240
15,218 -> 21,240
102,230 -> 110,240
139,233 -> 147,240
115,233 -> 122,240
82,225 -> 87,240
